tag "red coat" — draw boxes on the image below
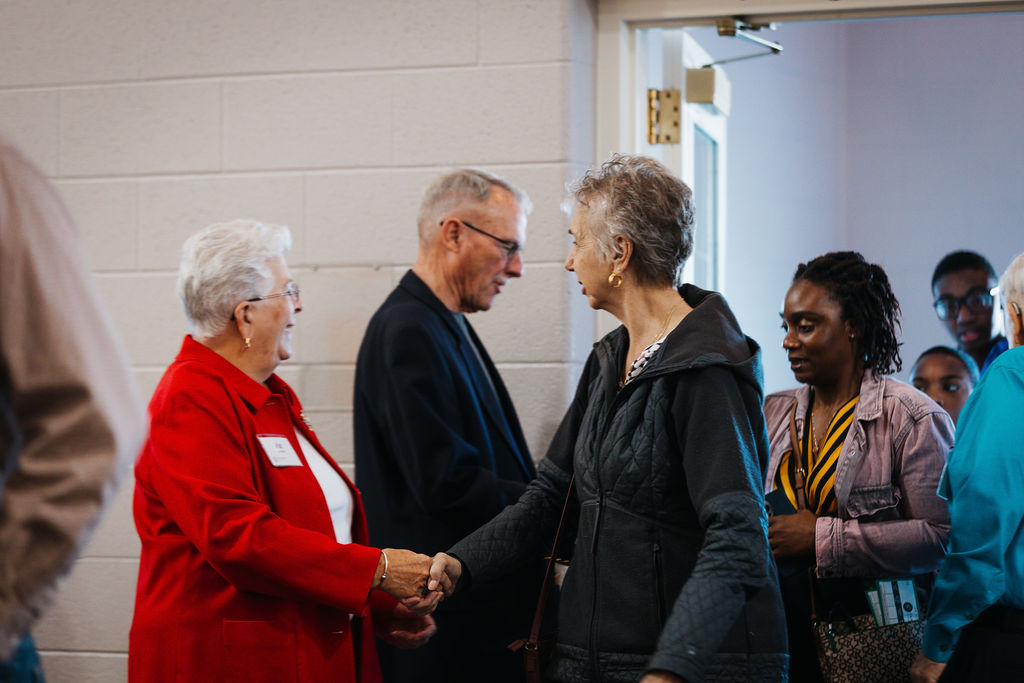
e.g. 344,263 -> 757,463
130,336 -> 393,682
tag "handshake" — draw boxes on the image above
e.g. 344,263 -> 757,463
370,549 -> 465,649
373,549 -> 464,611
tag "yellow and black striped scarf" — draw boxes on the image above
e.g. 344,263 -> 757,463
773,394 -> 859,517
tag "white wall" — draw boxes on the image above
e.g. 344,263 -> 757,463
844,13 -> 1024,369
690,12 -> 1023,393
1,1 -> 596,679
688,22 -> 848,392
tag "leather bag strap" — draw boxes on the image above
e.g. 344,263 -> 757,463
788,404 -> 808,511
511,473 -> 576,655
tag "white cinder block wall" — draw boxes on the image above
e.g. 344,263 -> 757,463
1,1 -> 597,679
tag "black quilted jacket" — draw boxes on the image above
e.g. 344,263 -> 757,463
451,286 -> 789,682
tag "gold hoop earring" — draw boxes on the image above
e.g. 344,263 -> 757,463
608,272 -> 623,289
244,337 -> 252,350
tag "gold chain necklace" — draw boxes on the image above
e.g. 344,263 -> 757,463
810,406 -> 832,458
810,398 -> 847,457
622,299 -> 686,387
651,298 -> 684,346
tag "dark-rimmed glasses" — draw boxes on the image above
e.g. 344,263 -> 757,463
444,219 -> 521,260
933,287 -> 994,321
247,285 -> 301,304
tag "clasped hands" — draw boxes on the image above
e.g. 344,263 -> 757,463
374,549 -> 464,606
372,549 -> 463,649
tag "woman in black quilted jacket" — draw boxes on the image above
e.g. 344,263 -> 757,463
429,154 -> 788,683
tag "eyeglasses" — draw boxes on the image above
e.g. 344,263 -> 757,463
933,287 -> 995,321
444,219 -> 521,260
247,285 -> 301,304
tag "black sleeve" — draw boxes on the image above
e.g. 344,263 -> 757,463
448,352 -> 599,583
648,366 -> 775,680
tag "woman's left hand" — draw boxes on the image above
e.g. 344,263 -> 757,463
382,602 -> 437,649
768,509 -> 818,558
639,671 -> 686,683
427,552 -> 462,597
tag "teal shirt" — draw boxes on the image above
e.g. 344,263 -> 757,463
922,345 -> 1024,661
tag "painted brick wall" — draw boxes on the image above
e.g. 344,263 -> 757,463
1,1 -> 597,678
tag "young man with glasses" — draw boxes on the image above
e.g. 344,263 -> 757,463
931,250 -> 1008,374
353,169 -> 538,683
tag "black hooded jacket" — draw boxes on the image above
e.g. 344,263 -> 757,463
451,286 -> 788,682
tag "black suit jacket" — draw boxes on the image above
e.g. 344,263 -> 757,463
354,270 -> 538,612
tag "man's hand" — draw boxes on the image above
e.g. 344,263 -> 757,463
374,549 -> 435,600
769,509 -> 818,558
910,650 -> 947,683
382,601 -> 437,649
427,552 -> 462,597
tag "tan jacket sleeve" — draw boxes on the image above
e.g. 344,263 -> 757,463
0,133 -> 146,656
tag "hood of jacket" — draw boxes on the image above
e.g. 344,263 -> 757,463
595,283 -> 765,400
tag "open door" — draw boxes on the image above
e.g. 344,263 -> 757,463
596,28 -> 729,337
641,29 -> 728,292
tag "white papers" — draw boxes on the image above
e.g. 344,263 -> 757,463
865,579 -> 919,626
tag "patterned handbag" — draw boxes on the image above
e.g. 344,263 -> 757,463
812,595 -> 924,682
789,401 -> 924,683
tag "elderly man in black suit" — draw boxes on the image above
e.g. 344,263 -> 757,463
354,169 -> 539,683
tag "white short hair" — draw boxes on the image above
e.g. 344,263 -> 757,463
177,220 -> 292,339
1000,252 -> 1024,305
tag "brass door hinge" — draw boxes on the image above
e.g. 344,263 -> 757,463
647,89 -> 681,144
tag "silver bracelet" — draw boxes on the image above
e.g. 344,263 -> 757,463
380,549 -> 389,583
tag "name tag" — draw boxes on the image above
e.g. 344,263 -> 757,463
257,435 -> 303,467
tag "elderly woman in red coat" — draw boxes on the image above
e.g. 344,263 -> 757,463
129,220 -> 444,682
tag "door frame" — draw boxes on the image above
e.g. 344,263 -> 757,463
595,0 -> 1024,160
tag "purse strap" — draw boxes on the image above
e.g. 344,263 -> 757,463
789,403 -> 822,621
511,473 -> 576,654
788,403 -> 809,511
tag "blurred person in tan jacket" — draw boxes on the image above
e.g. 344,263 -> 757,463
0,132 -> 145,680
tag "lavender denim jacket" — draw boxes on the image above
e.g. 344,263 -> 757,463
764,371 -> 954,579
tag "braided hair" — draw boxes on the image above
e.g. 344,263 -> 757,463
794,251 -> 903,376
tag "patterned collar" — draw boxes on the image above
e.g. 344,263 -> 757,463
620,336 -> 667,388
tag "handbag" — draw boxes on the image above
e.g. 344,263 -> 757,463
508,474 -> 575,683
787,405 -> 924,683
811,584 -> 924,683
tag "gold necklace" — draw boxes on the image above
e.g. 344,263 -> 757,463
650,298 -> 685,346
811,406 -> 832,457
811,399 -> 846,456
622,299 -> 686,386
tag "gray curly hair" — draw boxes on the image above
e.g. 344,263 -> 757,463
568,154 -> 694,288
